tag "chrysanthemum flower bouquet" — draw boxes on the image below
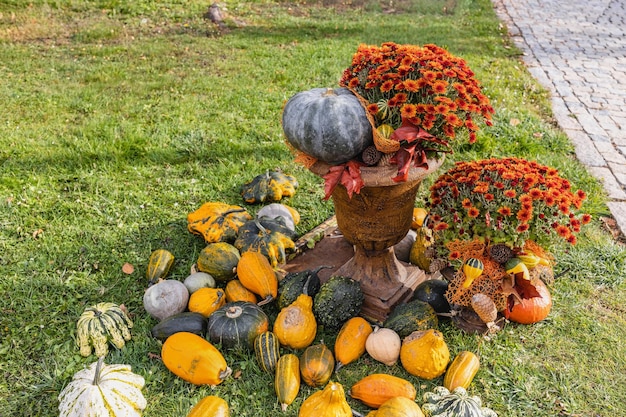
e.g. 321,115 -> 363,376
422,157 -> 592,328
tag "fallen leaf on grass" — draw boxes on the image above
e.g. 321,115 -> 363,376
509,118 -> 521,126
32,229 -> 43,239
122,262 -> 135,274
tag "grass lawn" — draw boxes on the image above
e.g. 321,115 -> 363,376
1,0 -> 625,416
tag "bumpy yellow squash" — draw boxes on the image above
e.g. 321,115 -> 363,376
298,381 -> 352,417
274,293 -> 317,349
400,329 -> 450,380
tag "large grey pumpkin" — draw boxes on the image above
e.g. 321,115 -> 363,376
282,87 -> 373,165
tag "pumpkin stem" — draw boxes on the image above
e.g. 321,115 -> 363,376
219,366 -> 233,381
254,219 -> 268,234
257,295 -> 274,306
225,305 -> 243,319
323,88 -> 336,97
92,357 -> 105,386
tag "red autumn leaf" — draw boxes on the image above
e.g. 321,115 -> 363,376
322,165 -> 346,200
341,160 -> 365,199
390,117 -> 436,144
390,145 -> 417,183
322,160 -> 364,200
515,277 -> 542,299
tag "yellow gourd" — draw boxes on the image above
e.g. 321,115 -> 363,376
298,381 -> 352,417
334,316 -> 373,371
186,395 -> 229,417
376,396 -> 425,417
187,287 -> 226,318
237,251 -> 278,305
443,351 -> 480,391
462,258 -> 483,288
274,294 -> 317,349
275,354 -> 300,411
225,279 -> 258,303
400,329 -> 450,380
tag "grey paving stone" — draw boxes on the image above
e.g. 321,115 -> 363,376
563,128 -> 606,167
607,202 -> 626,236
588,166 -> 626,200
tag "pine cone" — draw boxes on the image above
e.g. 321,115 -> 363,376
361,146 -> 382,166
429,258 -> 448,273
489,243 -> 514,264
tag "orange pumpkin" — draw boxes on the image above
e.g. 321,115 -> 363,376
161,332 -> 231,386
224,279 -> 258,303
273,293 -> 317,349
236,251 -> 278,305
334,317 -> 373,371
187,287 -> 226,318
505,279 -> 552,324
350,374 -> 416,409
299,343 -> 335,387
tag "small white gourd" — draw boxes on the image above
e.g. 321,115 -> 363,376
365,326 -> 401,366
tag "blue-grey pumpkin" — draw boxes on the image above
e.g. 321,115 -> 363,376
282,87 -> 373,165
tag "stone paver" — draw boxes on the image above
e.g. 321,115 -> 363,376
493,0 -> 626,238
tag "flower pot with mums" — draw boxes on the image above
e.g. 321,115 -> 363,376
425,157 -> 591,329
282,42 -> 494,322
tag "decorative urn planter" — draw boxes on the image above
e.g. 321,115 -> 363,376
311,158 -> 443,322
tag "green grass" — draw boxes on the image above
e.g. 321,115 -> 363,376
1,0 -> 625,416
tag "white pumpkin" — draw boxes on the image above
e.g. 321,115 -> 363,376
256,203 -> 299,232
183,272 -> 216,294
143,279 -> 189,321
58,357 -> 147,417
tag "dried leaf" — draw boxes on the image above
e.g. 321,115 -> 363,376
322,160 -> 365,200
233,369 -> 243,379
122,262 -> 135,274
32,228 -> 43,239
509,118 -> 521,126
500,275 -> 522,305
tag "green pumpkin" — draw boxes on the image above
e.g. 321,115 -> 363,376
278,266 -> 330,310
233,217 -> 297,268
411,279 -> 451,315
150,312 -> 207,341
422,386 -> 497,417
196,242 -> 240,283
384,299 -> 438,338
207,302 -> 270,350
254,331 -> 281,373
313,276 -> 363,331
240,170 -> 299,204
282,87 -> 373,165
